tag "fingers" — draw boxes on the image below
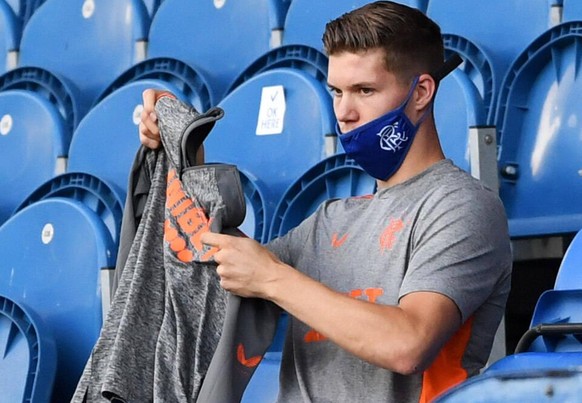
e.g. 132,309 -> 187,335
201,232 -> 233,248
139,89 -> 163,149
139,108 -> 160,149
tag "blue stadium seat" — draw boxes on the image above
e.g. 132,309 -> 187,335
0,0 -> 20,74
14,172 -> 124,250
441,35 -> 496,123
77,73 -> 270,243
0,295 -> 57,403
496,21 -> 582,237
239,170 -> 269,243
68,79 -> 194,201
283,0 -> 428,52
0,66 -> 80,135
147,0 -> 287,103
227,44 -> 328,96
95,57 -> 213,113
0,89 -> 68,224
427,0 -> 551,124
554,229 -> 582,289
563,0 -> 582,22
434,67 -> 487,172
269,153 -> 375,240
0,185 -> 119,401
435,367 -> 582,402
481,232 -> 582,372
18,0 -> 150,118
202,68 -> 336,237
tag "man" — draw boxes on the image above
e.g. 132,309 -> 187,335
139,2 -> 512,401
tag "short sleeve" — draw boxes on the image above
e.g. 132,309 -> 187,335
399,186 -> 512,323
266,212 -> 317,267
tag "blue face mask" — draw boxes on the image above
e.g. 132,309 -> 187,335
336,76 -> 430,181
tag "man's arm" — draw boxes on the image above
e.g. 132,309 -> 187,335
202,232 -> 461,375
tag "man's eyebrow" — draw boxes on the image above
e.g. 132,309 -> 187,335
327,82 -> 377,90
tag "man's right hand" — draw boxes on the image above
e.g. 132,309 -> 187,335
139,89 -> 166,149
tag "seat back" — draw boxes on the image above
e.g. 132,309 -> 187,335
148,0 -> 284,102
0,295 -> 57,402
269,154 -> 375,240
19,0 -> 150,117
0,195 -> 116,400
496,22 -> 582,237
283,0 -> 427,51
554,229 -> 582,290
428,0 -> 551,124
69,79 -> 192,200
0,89 -> 68,224
204,68 -> 336,234
435,366 -> 582,402
95,57 -> 213,113
434,67 -> 487,172
563,0 -> 582,22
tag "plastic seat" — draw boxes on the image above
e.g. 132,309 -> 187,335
239,170 -> 269,243
428,0 -> 551,124
202,68 -> 336,237
283,0 -> 428,52
0,295 -> 57,403
435,367 -> 582,402
269,153 -> 375,240
0,174 -> 121,401
18,0 -> 150,118
95,57 -> 213,113
563,0 -> 582,22
434,67 -> 487,172
496,22 -> 582,237
554,229 -> 582,289
0,89 -> 68,224
14,172 -> 124,250
148,0 -> 287,103
69,79 -> 195,201
228,44 -> 328,96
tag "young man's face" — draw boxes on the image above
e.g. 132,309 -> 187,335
327,48 -> 411,134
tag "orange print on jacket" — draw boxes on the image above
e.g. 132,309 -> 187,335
164,169 -> 218,263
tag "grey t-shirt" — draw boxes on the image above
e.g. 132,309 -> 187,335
267,159 -> 512,403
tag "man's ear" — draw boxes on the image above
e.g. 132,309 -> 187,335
414,73 -> 436,111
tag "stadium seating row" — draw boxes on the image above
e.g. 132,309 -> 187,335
0,0 -> 582,401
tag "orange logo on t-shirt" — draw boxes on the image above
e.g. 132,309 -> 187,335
379,218 -> 405,253
237,343 -> 262,368
331,232 -> 348,248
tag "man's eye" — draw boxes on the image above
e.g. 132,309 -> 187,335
329,87 -> 342,97
360,88 -> 374,95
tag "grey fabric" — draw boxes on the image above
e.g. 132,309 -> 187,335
72,97 -> 235,402
267,159 -> 512,402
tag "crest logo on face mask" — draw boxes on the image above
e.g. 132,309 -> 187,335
377,121 -> 408,152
